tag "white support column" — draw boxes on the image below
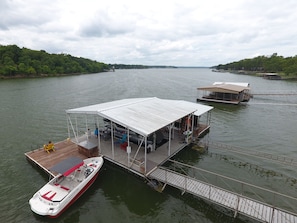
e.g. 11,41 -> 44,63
168,124 -> 172,156
97,117 -> 101,153
127,129 -> 130,147
191,114 -> 194,137
85,115 -> 90,140
186,114 -> 193,132
66,113 -> 70,139
110,121 -> 114,159
127,129 -> 130,165
127,145 -> 131,166
75,115 -> 78,140
144,137 -> 147,173
67,114 -> 78,143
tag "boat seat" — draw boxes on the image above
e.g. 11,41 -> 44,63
116,134 -> 127,144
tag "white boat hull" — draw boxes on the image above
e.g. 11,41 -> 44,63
29,156 -> 103,218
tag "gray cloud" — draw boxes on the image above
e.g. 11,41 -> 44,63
1,0 -> 297,66
79,11 -> 135,37
1,0 -> 58,30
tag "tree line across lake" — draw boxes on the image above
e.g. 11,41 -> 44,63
0,45 -> 177,78
2,45 -> 296,79
0,44 -> 110,77
214,53 -> 297,77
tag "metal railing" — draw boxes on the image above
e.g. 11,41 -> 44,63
152,163 -> 297,222
163,159 -> 297,216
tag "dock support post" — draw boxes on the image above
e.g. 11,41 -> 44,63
233,196 -> 239,218
161,183 -> 167,192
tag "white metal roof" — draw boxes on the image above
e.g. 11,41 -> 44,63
198,84 -> 249,93
213,82 -> 250,87
66,97 -> 213,136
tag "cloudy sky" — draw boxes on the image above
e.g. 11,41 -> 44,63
1,0 -> 297,66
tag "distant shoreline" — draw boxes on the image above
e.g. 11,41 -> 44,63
0,71 -> 108,80
213,69 -> 297,81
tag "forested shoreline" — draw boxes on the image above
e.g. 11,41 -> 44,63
214,53 -> 297,78
0,45 -> 110,78
2,45 -> 297,80
0,45 -> 178,79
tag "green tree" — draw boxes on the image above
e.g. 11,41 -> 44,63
0,44 -> 109,77
214,53 -> 297,77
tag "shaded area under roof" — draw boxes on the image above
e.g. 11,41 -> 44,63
66,97 -> 213,136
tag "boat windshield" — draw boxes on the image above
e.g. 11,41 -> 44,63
84,167 -> 93,177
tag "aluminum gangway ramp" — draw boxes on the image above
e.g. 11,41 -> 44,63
148,167 -> 297,223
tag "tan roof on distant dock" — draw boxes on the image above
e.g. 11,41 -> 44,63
198,84 -> 249,94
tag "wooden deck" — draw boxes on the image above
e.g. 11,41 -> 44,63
148,167 -> 297,223
25,140 -> 87,177
25,127 -> 297,222
25,127 -> 194,177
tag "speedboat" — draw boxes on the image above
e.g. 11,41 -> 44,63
29,156 -> 104,218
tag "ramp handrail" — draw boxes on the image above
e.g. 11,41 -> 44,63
164,159 -> 297,215
153,165 -> 297,222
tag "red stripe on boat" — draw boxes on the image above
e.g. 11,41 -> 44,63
63,162 -> 84,176
48,192 -> 56,200
42,191 -> 56,201
42,191 -> 51,197
48,172 -> 100,218
60,186 -> 69,191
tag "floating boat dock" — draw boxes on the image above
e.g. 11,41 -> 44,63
26,97 -> 213,176
25,97 -> 297,222
261,73 -> 282,80
197,82 -> 251,105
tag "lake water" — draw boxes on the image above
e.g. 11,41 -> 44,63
1,68 -> 297,223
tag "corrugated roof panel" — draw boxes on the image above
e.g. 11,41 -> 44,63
198,84 -> 249,93
213,82 -> 250,87
66,97 -> 213,136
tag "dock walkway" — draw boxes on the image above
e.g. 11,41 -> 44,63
148,166 -> 297,223
25,138 -> 297,222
